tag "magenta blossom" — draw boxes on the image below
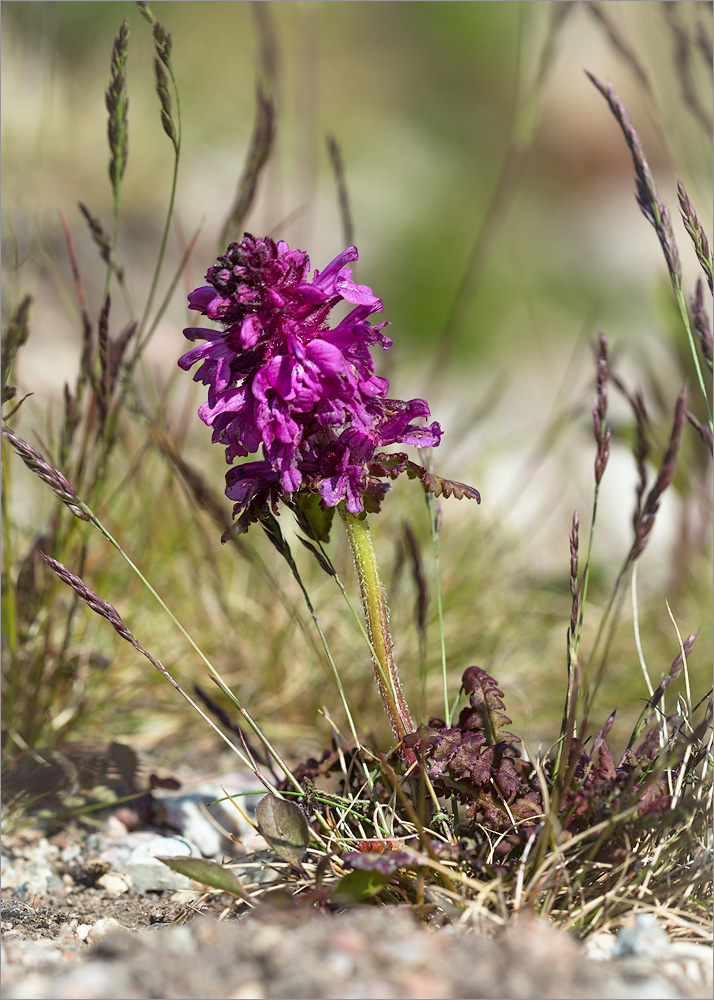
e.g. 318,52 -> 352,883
179,234 -> 443,531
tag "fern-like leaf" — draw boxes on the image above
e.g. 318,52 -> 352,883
405,461 -> 481,502
460,666 -> 519,745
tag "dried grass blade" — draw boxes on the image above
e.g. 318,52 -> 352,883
326,134 -> 354,249
1,296 -> 31,403
219,87 -> 275,248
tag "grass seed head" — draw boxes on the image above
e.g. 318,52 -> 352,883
569,508 -> 579,638
2,423 -> 89,521
40,553 -> 137,648
105,19 -> 129,192
691,279 -> 713,371
677,181 -> 713,292
78,203 -> 123,280
629,388 -> 686,564
586,72 -> 682,285
592,333 -> 610,485
154,57 -> 177,146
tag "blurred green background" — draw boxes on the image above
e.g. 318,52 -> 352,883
2,2 -> 712,766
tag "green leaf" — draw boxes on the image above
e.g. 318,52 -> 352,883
255,793 -> 309,866
155,856 -> 251,900
291,491 -> 335,543
257,887 -> 300,909
329,868 -> 393,904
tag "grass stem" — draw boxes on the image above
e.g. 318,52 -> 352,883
426,493 -> 449,725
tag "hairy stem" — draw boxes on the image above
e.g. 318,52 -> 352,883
340,508 -> 415,763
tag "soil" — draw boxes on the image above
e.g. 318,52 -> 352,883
4,885 -> 710,1000
2,819 -> 712,1000
1,754 -> 711,1000
2,889 -> 189,938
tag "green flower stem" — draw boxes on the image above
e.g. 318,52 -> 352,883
340,508 -> 415,763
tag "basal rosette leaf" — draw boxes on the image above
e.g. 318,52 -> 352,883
255,793 -> 310,866
403,665 -> 543,850
329,868 -> 393,903
461,666 -> 519,746
156,856 -> 251,900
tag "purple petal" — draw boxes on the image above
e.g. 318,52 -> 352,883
312,247 -> 359,290
178,344 -> 213,372
334,272 -> 381,307
198,385 -> 250,423
206,296 -> 233,321
317,456 -> 366,513
181,326 -> 228,345
378,397 -> 443,448
265,355 -> 296,400
304,338 -> 346,375
360,374 -> 390,397
280,465 -> 303,492
187,286 -> 216,313
225,461 -> 278,504
240,313 -> 261,348
293,283 -> 331,305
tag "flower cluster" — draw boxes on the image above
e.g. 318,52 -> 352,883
179,234 -> 442,530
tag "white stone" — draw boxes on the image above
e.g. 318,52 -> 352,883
121,834 -> 202,893
85,917 -> 128,944
152,778 -> 262,858
95,872 -> 131,895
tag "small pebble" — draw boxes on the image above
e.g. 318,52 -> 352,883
121,834 -> 202,893
85,918 -> 128,945
95,873 -> 131,896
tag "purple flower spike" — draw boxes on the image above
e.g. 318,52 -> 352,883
179,234 -> 444,533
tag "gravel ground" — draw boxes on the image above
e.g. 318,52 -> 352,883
2,769 -> 712,1000
3,898 -> 713,1000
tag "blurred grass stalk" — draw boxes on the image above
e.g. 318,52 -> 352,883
588,72 -> 712,432
1,5 -> 262,754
